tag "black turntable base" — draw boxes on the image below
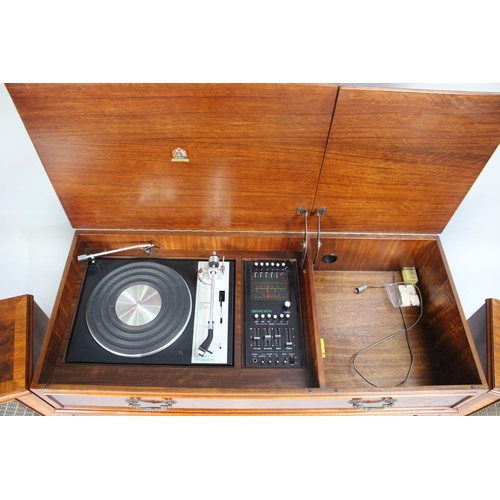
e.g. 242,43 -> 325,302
66,257 -> 234,365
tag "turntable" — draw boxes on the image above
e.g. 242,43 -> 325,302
66,246 -> 234,366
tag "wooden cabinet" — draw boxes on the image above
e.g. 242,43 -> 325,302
6,84 -> 500,415
0,295 -> 54,415
459,298 -> 500,415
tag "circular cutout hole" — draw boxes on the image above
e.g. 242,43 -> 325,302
322,253 -> 338,264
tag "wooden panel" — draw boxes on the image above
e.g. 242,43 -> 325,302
6,83 -> 338,232
0,295 -> 32,396
314,87 -> 500,234
44,392 -> 472,413
487,298 -> 500,391
458,298 -> 500,414
417,240 -> 484,385
312,234 -> 436,272
314,270 -> 443,389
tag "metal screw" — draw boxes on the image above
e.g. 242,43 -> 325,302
307,389 -> 312,393
333,388 -> 338,393
44,385 -> 49,389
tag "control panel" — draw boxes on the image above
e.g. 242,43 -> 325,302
243,259 -> 304,367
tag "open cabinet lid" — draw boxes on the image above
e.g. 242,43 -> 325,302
5,83 -> 338,232
314,86 -> 500,234
6,83 -> 500,234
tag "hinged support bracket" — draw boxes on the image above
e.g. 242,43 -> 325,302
297,206 -> 308,272
313,207 -> 327,266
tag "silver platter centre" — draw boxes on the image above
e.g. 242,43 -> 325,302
115,284 -> 162,326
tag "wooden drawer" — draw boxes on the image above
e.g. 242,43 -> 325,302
40,389 -> 478,416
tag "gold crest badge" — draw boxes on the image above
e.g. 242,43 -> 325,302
171,147 -> 189,162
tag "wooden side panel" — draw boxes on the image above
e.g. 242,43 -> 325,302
487,298 -> 500,391
458,298 -> 500,414
413,240 -> 484,385
6,83 -> 338,232
313,234 -> 436,272
0,295 -> 32,396
314,87 -> 500,234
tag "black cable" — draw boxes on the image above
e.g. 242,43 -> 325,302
352,283 -> 423,387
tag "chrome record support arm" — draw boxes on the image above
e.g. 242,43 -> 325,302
77,243 -> 159,262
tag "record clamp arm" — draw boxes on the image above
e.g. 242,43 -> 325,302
77,242 -> 160,263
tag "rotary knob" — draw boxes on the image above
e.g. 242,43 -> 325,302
284,300 -> 291,310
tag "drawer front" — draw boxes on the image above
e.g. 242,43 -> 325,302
44,391 -> 478,415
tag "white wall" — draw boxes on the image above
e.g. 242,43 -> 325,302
441,142 -> 500,318
0,84 -> 74,317
0,83 -> 499,319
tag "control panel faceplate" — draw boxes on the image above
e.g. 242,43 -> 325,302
243,260 -> 304,367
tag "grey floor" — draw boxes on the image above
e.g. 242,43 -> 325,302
470,400 -> 500,416
0,401 -> 40,416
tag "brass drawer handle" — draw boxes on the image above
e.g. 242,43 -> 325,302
349,398 -> 397,411
125,398 -> 176,411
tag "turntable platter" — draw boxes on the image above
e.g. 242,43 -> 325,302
115,284 -> 162,326
86,262 -> 192,357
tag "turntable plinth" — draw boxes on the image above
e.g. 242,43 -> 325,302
6,84 -> 500,415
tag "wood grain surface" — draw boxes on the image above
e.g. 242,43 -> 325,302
314,87 -> 500,233
6,83 -> 338,231
0,295 -> 32,396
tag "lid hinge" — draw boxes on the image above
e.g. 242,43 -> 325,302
313,207 -> 327,266
296,206 -> 308,272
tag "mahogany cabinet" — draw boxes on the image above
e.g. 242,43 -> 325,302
458,298 -> 500,415
0,295 -> 54,415
6,83 -> 500,415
